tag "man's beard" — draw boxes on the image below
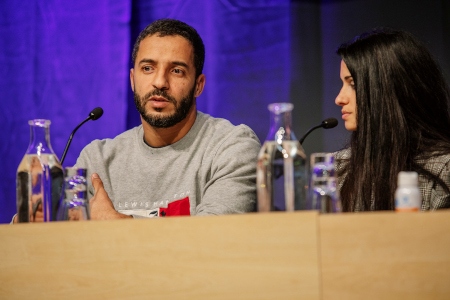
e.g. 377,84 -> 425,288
133,85 -> 195,128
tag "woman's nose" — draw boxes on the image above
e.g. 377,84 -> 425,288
335,88 -> 347,106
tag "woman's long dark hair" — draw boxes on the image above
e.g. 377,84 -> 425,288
337,28 -> 450,211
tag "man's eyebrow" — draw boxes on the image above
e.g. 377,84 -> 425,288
137,59 -> 189,69
172,61 -> 189,69
138,58 -> 156,65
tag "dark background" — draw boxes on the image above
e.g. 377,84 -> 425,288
1,0 -> 449,223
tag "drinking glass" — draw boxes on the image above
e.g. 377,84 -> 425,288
307,153 -> 341,213
57,167 -> 90,221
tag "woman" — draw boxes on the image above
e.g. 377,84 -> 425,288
334,28 -> 450,211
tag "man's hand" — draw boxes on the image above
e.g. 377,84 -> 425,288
90,173 -> 132,220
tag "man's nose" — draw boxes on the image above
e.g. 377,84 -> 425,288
152,69 -> 169,90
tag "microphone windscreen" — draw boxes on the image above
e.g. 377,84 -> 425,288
89,107 -> 104,120
321,118 -> 338,129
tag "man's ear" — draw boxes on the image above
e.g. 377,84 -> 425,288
130,68 -> 135,92
194,74 -> 206,97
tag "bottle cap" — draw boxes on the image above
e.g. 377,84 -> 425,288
397,171 -> 418,186
268,103 -> 293,114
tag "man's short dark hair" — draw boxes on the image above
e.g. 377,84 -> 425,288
132,19 -> 205,77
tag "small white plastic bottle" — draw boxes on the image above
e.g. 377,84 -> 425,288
395,171 -> 422,212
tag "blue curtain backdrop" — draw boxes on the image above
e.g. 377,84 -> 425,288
1,0 -> 449,223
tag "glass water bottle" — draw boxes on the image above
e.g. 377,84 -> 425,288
256,103 -> 308,211
16,119 -> 64,222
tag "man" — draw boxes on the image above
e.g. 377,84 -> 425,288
76,19 -> 261,219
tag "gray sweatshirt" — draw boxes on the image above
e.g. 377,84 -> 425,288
75,112 -> 261,217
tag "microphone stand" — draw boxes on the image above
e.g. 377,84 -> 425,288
299,118 -> 338,145
299,125 -> 322,144
60,117 -> 92,165
60,107 -> 103,165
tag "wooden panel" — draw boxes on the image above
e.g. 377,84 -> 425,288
319,211 -> 450,300
0,211 -> 320,300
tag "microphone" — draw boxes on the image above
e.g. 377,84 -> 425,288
299,117 -> 338,145
60,107 -> 104,165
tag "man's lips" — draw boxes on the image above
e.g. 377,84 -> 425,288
147,95 -> 172,109
149,96 -> 169,102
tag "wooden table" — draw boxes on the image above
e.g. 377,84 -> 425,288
1,210 -> 449,299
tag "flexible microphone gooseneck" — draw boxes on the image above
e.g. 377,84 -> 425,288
299,117 -> 338,145
60,107 -> 104,165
